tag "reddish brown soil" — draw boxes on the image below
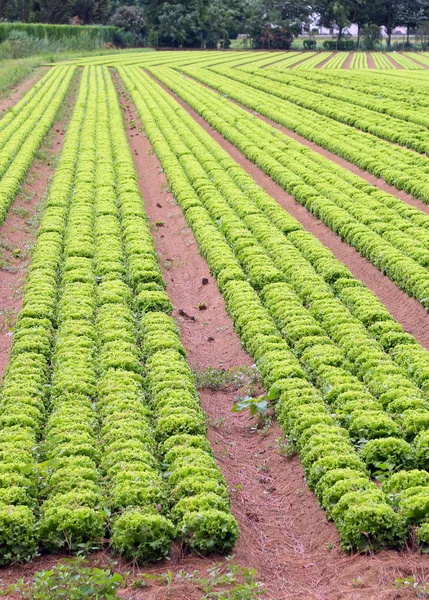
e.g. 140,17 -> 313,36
386,54 -> 404,69
285,53 -> 317,69
0,68 -> 427,600
108,74 -> 428,600
343,52 -> 353,69
315,53 -> 336,69
367,52 -> 376,68
0,67 -> 48,116
402,54 -> 429,69
0,72 -> 79,381
152,71 -> 429,350
182,70 -> 429,215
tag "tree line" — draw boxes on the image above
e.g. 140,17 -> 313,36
0,0 -> 428,49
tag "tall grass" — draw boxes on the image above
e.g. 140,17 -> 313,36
0,22 -> 137,62
0,23 -> 117,43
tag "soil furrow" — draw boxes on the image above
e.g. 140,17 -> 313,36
367,52 -> 376,68
0,70 -> 80,381
112,69 -> 429,600
148,69 -> 429,350
0,66 -> 49,115
182,70 -> 429,215
115,71 -> 338,600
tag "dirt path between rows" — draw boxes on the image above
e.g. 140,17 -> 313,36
401,54 -> 429,69
108,73 -> 429,600
151,70 -> 429,350
343,52 -> 353,69
386,55 -> 404,69
315,53 -> 335,69
182,70 -> 429,215
0,67 -> 49,116
0,64 -> 425,600
0,71 -> 80,381
367,53 -> 376,68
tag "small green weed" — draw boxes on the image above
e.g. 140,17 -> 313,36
193,365 -> 258,392
0,307 -> 17,333
1,558 -> 123,599
133,558 -> 265,599
394,576 -> 429,599
12,206 -> 30,219
275,437 -> 296,457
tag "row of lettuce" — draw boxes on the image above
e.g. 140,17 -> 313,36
182,65 -> 429,206
215,65 -> 429,151
150,65 -> 429,312
254,68 -> 429,111
239,66 -> 429,129
0,66 -> 75,227
119,64 -> 429,551
0,65 -> 238,565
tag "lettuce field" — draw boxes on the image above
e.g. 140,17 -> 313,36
2,50 -> 429,597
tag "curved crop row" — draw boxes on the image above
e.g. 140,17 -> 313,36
142,313 -> 240,554
127,65 -> 429,436
37,67 -> 105,552
91,67 -> 175,563
390,54 -> 423,69
151,65 -> 429,310
119,64 -> 429,550
210,65 -> 429,152
238,66 -> 429,129
371,53 -> 395,69
293,52 -> 333,69
149,66 -> 429,399
181,64 -> 429,203
0,63 -> 239,564
0,66 -> 76,226
0,67 -> 57,135
142,65 -> 429,394
263,68 -> 429,109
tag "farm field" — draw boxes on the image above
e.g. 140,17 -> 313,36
3,50 -> 429,597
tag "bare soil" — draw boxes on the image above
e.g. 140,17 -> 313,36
386,55 -> 404,69
153,71 -> 429,350
367,53 -> 376,69
105,72 -> 429,599
0,67 -> 428,600
0,67 -> 48,116
0,71 -> 79,381
343,52 -> 353,69
315,53 -> 336,69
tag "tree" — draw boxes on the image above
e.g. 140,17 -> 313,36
361,22 -> 381,48
239,0 -> 266,47
17,0 -> 31,20
263,0 -> 311,22
72,0 -> 110,23
416,19 -> 429,49
0,0 -> 18,20
158,1 -> 199,46
110,5 -> 147,41
346,0 -> 384,48
33,0 -> 74,23
313,0 -> 354,41
397,0 -> 426,43
205,0 -> 239,48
